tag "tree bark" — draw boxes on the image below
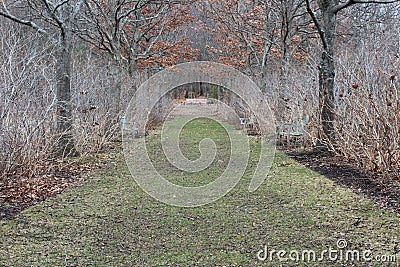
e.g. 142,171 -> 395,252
108,61 -> 123,120
306,0 -> 338,148
318,4 -> 337,147
277,43 -> 290,123
319,48 -> 336,146
277,1 -> 291,123
54,31 -> 79,157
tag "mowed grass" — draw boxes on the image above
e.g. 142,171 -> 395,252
147,118 -> 232,187
0,118 -> 399,266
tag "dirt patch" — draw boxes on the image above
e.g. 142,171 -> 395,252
285,148 -> 400,215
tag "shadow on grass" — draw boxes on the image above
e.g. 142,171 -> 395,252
285,148 -> 400,215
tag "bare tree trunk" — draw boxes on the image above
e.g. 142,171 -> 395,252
318,5 -> 337,147
0,0 -> 85,157
277,45 -> 290,123
307,0 -> 397,149
55,31 -> 79,157
277,1 -> 290,123
306,0 -> 337,148
319,47 -> 336,146
108,61 -> 123,120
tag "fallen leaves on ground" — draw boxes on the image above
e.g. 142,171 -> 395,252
0,159 -> 101,219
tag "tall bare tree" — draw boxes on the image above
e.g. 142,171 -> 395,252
0,0 -> 85,157
305,0 -> 399,148
207,0 -> 312,121
78,0 -> 196,118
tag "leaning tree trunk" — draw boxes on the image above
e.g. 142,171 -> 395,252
55,31 -> 79,157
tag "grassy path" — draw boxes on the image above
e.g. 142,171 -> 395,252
1,118 -> 399,266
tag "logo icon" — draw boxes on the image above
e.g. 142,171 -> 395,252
123,61 -> 276,207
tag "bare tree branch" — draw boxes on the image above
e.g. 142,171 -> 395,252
333,0 -> 399,13
305,0 -> 327,50
0,6 -> 47,34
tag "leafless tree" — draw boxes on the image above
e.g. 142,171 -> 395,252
78,0 -> 196,119
0,19 -> 57,176
332,5 -> 400,180
0,0 -> 86,157
207,0 -> 314,122
305,0 -> 399,149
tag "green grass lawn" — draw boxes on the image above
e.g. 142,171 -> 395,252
0,118 -> 399,266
